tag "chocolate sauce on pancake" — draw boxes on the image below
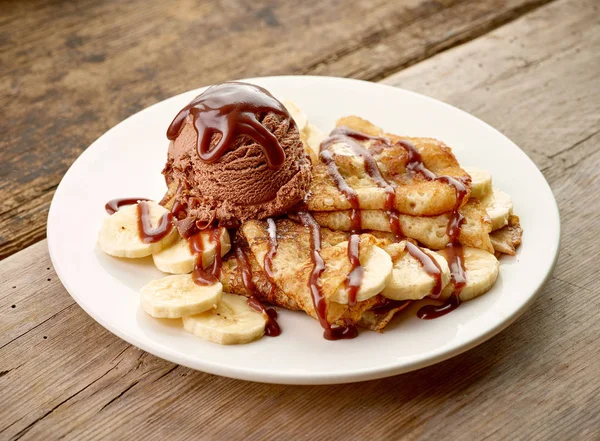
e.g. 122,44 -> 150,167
319,127 -> 469,319
235,246 -> 281,336
297,211 -> 358,340
264,218 -> 278,279
322,127 -> 403,239
167,82 -> 289,169
319,149 -> 362,233
369,299 -> 411,315
345,234 -> 364,307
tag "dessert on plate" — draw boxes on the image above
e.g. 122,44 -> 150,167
97,81 -> 523,344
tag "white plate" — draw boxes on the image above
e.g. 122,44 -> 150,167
47,76 -> 560,385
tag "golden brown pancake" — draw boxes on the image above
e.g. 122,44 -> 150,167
306,116 -> 472,216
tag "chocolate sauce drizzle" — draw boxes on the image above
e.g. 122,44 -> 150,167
319,149 -> 362,233
322,127 -> 403,239
235,246 -> 281,336
319,127 -> 469,320
405,241 -> 443,299
264,218 -> 278,279
166,82 -> 289,170
105,198 -> 174,243
298,211 -> 358,340
105,198 -> 150,215
369,299 -> 411,315
345,234 -> 364,307
136,201 -> 174,244
189,228 -> 222,286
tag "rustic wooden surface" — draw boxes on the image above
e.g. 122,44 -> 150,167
2,0 -> 599,439
0,0 -> 556,259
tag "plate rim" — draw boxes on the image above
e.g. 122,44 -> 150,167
47,75 -> 561,384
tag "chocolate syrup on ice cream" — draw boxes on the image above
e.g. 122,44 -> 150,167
166,82 -> 290,170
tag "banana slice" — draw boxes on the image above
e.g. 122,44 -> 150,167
283,100 -> 308,133
482,188 -> 513,231
464,167 -> 492,201
438,247 -> 499,302
182,293 -> 266,345
381,242 -> 451,301
152,228 -> 231,274
283,100 -> 324,162
140,275 -> 222,319
98,202 -> 177,258
304,123 -> 326,159
331,243 -> 393,304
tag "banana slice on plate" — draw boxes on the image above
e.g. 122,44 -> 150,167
464,167 -> 492,201
152,227 -> 231,274
381,242 -> 451,301
330,243 -> 393,304
98,202 -> 177,258
140,275 -> 222,318
438,247 -> 499,302
183,293 -> 266,345
482,188 -> 513,231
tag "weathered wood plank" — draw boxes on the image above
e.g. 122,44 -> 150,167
0,0 -> 554,259
2,0 -> 600,439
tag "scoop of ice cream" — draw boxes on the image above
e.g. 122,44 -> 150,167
162,83 -> 311,236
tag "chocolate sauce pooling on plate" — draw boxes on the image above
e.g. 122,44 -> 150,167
105,198 -> 150,215
166,82 -> 289,169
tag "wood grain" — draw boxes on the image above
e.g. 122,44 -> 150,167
2,0 -> 600,439
0,0 -> 555,259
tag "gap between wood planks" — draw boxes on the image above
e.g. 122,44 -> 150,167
303,0 -> 556,81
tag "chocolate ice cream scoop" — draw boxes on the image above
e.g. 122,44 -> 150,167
161,82 -> 312,236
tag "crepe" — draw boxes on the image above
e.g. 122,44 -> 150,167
219,218 -> 416,331
306,116 -> 472,216
311,198 -> 494,253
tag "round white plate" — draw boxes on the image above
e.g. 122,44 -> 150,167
48,76 -> 560,385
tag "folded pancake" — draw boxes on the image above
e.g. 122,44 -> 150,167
219,218 -> 410,330
490,215 -> 523,256
311,199 -> 494,253
306,116 -> 472,216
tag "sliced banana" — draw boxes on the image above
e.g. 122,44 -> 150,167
152,228 -> 231,274
140,275 -> 222,319
381,243 -> 451,301
283,100 -> 308,133
438,247 -> 499,302
98,202 -> 177,258
482,188 -> 513,231
304,123 -> 326,159
182,293 -> 266,345
464,167 -> 492,201
283,100 -> 324,162
330,243 -> 393,304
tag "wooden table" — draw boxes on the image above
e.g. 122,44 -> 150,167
1,0 -> 599,439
